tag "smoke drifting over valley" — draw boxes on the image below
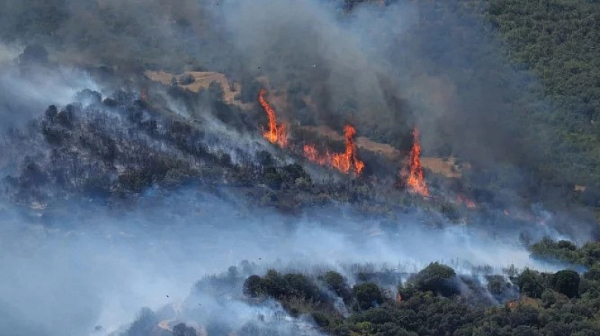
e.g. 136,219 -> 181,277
0,0 -> 599,335
0,188 -> 571,335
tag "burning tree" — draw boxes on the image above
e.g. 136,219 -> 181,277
400,128 -> 429,196
258,89 -> 288,148
303,124 -> 365,175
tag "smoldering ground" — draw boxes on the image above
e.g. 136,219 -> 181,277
0,186 -> 580,336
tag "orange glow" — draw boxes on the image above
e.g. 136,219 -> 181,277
258,89 -> 287,147
401,128 -> 429,196
456,195 -> 476,209
303,125 -> 365,175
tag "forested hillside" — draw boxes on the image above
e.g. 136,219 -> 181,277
340,0 -> 600,209
2,1 -> 600,335
2,0 -> 600,199
486,0 -> 600,203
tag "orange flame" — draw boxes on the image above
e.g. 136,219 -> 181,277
457,195 -> 476,209
303,125 -> 365,175
258,89 -> 287,147
401,128 -> 429,196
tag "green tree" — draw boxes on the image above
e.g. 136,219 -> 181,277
550,270 -> 580,298
320,271 -> 352,303
411,262 -> 458,297
518,268 -> 545,298
353,282 -> 385,310
242,275 -> 263,298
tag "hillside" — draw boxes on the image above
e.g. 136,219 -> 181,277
1,1 -> 600,336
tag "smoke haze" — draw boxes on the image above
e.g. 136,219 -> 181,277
0,1 -> 596,335
0,186 -> 577,335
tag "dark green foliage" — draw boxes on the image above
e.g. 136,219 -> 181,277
485,0 -> 600,192
200,265 -> 600,335
242,270 -> 321,302
583,265 -> 600,282
557,240 -> 577,251
320,271 -> 353,303
179,74 -> 195,85
263,167 -> 283,190
518,269 -> 545,299
487,275 -> 510,296
530,237 -> 600,268
283,273 -> 321,301
410,262 -> 458,297
353,282 -> 385,310
550,270 -> 580,298
243,275 -> 262,298
311,311 -> 330,328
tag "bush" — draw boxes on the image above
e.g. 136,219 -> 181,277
311,311 -> 330,328
283,273 -> 320,301
487,275 -> 509,296
550,270 -> 580,298
411,262 -> 458,297
243,275 -> 263,298
518,269 -> 545,299
178,73 -> 195,85
583,265 -> 600,282
353,282 -> 385,310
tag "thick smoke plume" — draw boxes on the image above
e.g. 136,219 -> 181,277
0,1 -> 596,336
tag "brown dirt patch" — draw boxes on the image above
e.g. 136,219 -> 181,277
304,125 -> 463,178
145,70 -> 252,109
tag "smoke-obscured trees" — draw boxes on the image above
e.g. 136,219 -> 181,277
352,282 -> 385,310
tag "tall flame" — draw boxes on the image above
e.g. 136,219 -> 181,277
258,89 -> 287,147
402,128 -> 429,196
303,124 -> 365,175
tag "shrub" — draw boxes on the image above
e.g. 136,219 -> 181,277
518,269 -> 545,299
243,275 -> 263,298
411,262 -> 458,297
550,270 -> 580,298
353,282 -> 385,310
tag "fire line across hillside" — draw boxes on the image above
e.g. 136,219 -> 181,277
145,70 -> 465,179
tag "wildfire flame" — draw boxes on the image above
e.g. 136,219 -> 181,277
456,195 -> 476,209
401,128 -> 429,196
303,124 -> 365,175
258,89 -> 287,147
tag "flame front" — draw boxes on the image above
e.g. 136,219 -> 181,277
303,124 -> 365,175
258,89 -> 287,147
402,128 -> 429,196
